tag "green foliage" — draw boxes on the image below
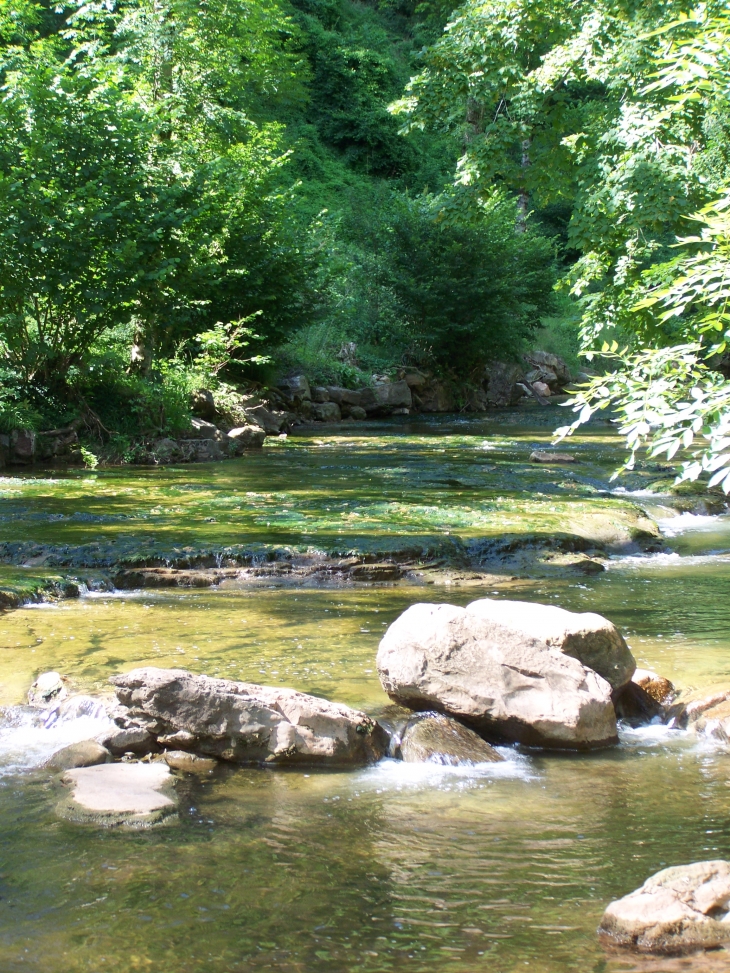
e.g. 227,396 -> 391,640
0,38 -> 181,384
0,0 -> 560,447
530,296 -> 584,375
284,187 -> 556,379
0,0 -> 317,395
396,0 -> 730,489
552,9 -> 730,492
381,193 -> 556,369
79,446 -> 99,470
192,318 -> 269,379
0,374 -> 43,432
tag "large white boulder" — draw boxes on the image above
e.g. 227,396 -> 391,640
111,668 -> 388,767
376,603 -> 618,749
599,861 -> 730,953
466,598 -> 635,690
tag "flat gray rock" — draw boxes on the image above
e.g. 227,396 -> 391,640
377,602 -> 617,750
111,668 -> 388,766
58,762 -> 176,829
599,861 -> 730,953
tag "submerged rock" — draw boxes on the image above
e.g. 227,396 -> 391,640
110,667 -> 389,767
377,602 -> 618,750
465,598 -> 635,691
398,712 -> 504,765
530,450 -> 576,464
58,762 -> 177,829
44,740 -> 112,771
598,861 -> 730,954
163,750 -> 218,773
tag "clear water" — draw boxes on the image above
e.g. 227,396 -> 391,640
0,414 -> 729,973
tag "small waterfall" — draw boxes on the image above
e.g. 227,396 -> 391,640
0,699 -> 113,777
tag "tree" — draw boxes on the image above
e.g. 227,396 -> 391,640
0,37 -> 188,385
392,0 -> 730,489
0,0 -> 314,392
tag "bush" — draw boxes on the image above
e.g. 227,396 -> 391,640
282,187 -> 558,379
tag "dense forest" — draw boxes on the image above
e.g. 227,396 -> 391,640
1,0 -> 730,487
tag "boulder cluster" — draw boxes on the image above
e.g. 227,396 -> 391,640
36,597 -> 670,828
272,349 -> 576,425
36,594 -> 730,955
376,598 -> 638,749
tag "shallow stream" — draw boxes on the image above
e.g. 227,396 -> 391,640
1,413 -> 729,973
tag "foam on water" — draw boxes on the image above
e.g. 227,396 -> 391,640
607,550 -> 730,569
658,511 -> 729,536
618,720 -> 692,749
0,706 -> 112,776
611,486 -> 664,497
355,750 -> 534,792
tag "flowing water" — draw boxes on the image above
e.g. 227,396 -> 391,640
0,413 -> 729,973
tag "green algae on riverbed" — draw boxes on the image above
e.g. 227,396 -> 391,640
0,415 -> 665,583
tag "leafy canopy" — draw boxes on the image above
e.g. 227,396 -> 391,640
393,0 -> 730,490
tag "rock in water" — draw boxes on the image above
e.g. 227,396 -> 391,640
613,681 -> 664,727
377,603 -> 617,750
399,712 -> 504,765
669,689 -> 730,742
530,450 -> 576,464
633,668 -> 675,704
98,725 -> 155,756
44,740 -> 112,771
598,861 -> 730,953
58,762 -> 176,829
110,668 -> 388,766
164,750 -> 218,773
227,425 -> 266,453
28,671 -> 67,707
466,598 -> 635,691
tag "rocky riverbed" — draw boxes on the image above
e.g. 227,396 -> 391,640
0,413 -> 729,973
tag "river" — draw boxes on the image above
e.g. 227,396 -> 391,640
0,412 -> 729,973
